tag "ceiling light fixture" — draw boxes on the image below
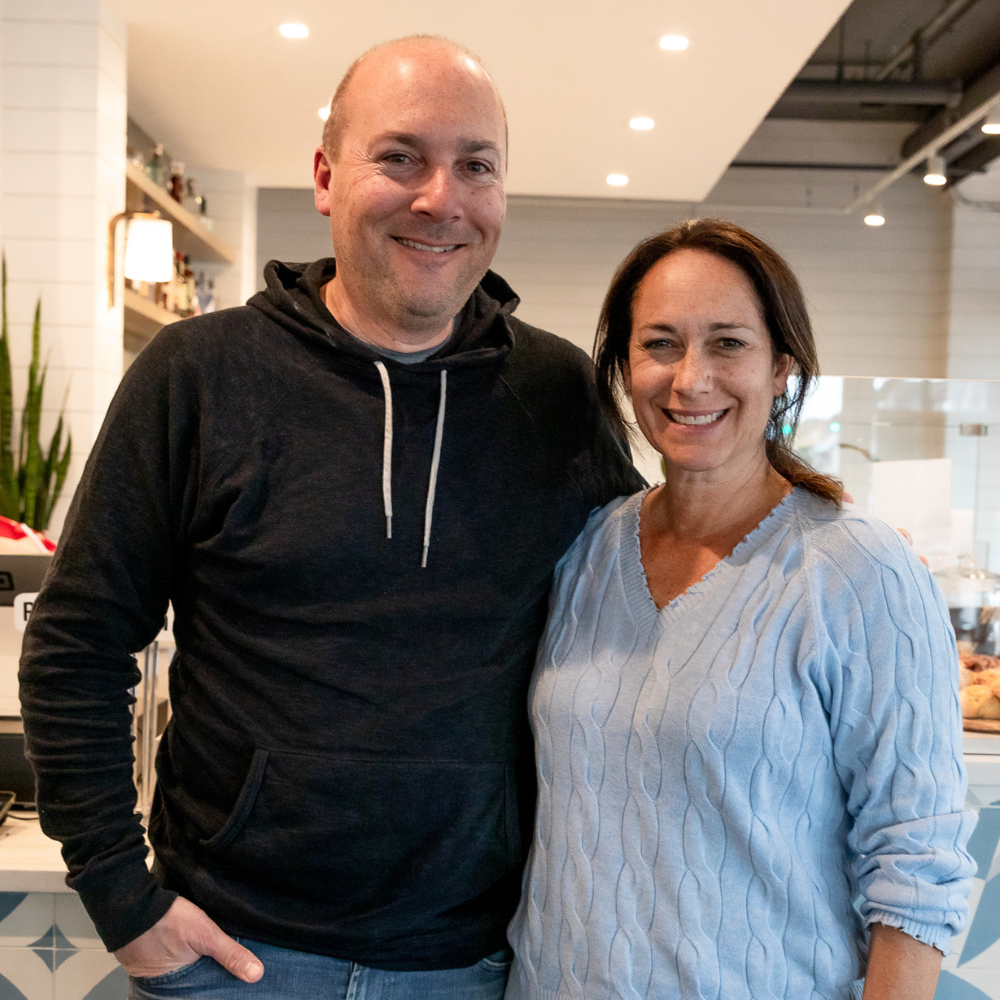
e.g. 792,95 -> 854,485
318,104 -> 330,121
629,117 -> 655,131
923,154 -> 947,186
863,204 -> 885,227
279,23 -> 309,38
606,174 -> 629,187
659,35 -> 689,51
983,105 -> 1000,135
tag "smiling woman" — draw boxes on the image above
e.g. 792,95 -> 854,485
504,219 -> 975,1000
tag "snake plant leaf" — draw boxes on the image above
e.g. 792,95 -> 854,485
0,255 -> 72,532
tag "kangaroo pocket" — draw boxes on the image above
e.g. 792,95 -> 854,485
199,748 -> 519,918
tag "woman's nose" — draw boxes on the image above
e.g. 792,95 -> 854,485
671,348 -> 712,394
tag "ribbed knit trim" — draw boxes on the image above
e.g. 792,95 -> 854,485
865,909 -> 954,957
619,485 -> 802,632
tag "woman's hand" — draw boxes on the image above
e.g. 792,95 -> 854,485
862,923 -> 942,1000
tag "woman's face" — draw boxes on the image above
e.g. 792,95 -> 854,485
625,248 -> 792,481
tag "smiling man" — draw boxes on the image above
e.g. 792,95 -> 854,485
19,35 -> 641,1000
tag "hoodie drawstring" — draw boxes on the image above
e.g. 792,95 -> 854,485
374,361 -> 394,540
422,370 -> 447,568
373,362 -> 448,568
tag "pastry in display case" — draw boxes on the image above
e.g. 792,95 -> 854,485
793,376 -> 1000,731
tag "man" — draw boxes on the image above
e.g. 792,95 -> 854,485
19,36 -> 641,998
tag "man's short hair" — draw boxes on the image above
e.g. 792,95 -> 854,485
321,35 -> 508,161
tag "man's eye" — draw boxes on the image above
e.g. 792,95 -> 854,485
465,161 -> 494,175
383,153 -> 412,165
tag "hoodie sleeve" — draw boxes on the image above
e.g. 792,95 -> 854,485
18,326 -> 199,951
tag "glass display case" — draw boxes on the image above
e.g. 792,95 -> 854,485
794,377 -> 1000,576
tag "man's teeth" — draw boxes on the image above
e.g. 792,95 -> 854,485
670,410 -> 726,425
396,238 -> 459,253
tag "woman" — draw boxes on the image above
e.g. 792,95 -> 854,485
505,220 -> 975,1000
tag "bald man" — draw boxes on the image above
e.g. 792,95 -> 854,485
20,36 -> 641,999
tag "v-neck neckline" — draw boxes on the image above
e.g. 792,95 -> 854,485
620,487 -> 801,631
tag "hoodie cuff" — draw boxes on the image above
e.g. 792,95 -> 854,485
69,854 -> 178,953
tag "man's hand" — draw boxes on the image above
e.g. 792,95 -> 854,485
114,896 -> 264,983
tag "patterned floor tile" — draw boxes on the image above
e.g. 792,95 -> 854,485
50,903 -> 99,954
0,947 -> 52,1000
0,899 -> 54,949
53,952 -> 121,1000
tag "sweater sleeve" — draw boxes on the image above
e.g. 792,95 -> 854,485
813,516 -> 977,955
18,327 -> 198,951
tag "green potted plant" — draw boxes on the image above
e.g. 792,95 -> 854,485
0,255 -> 72,534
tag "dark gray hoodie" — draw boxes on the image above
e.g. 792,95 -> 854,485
19,259 -> 643,969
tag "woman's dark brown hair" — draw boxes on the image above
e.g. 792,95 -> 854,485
593,218 -> 843,505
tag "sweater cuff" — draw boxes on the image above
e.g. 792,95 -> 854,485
865,909 -> 956,957
69,856 -> 178,953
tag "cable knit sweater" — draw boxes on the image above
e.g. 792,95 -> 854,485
506,488 -> 976,1000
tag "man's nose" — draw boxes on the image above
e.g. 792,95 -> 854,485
411,165 -> 461,221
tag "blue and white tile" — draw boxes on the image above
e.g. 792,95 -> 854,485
52,900 -> 100,953
53,951 -> 123,1000
0,896 -> 54,949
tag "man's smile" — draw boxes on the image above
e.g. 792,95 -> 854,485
393,237 -> 462,253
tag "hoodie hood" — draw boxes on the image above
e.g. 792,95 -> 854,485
248,258 -> 519,371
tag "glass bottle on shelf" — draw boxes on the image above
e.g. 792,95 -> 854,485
183,178 -> 203,217
145,143 -> 168,188
199,196 -> 213,232
934,554 -> 1000,656
169,162 -> 185,203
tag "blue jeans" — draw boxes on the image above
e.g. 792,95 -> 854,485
128,938 -> 512,1000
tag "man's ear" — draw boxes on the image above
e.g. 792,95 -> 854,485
314,147 -> 334,218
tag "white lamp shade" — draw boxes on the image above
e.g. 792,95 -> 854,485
123,217 -> 174,283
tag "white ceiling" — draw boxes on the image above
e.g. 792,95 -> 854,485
119,0 -> 852,201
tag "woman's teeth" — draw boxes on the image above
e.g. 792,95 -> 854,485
669,410 -> 726,425
396,238 -> 459,253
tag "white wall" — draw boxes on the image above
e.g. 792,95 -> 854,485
256,186 -> 331,288
189,166 -> 258,311
948,161 -> 1000,381
1,0 -> 127,534
257,168 -> 953,382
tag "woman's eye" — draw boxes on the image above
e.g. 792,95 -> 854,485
718,338 -> 746,350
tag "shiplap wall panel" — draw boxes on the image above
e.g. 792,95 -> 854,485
257,169 -> 952,380
948,203 -> 1000,380
0,0 -> 127,533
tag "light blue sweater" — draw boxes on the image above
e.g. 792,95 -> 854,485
506,488 -> 976,1000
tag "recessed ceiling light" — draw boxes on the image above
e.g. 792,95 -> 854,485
863,208 -> 885,227
318,104 -> 330,121
279,22 -> 309,38
983,105 -> 1000,134
923,154 -> 947,186
630,117 -> 655,131
659,35 -> 689,51
606,174 -> 629,187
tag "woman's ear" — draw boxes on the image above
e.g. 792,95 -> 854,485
773,353 -> 793,397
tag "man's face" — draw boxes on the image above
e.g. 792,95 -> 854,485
314,43 -> 507,335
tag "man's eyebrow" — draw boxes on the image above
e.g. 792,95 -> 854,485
458,139 -> 503,158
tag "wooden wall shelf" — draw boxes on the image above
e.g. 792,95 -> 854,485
123,288 -> 180,352
125,162 -> 235,265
